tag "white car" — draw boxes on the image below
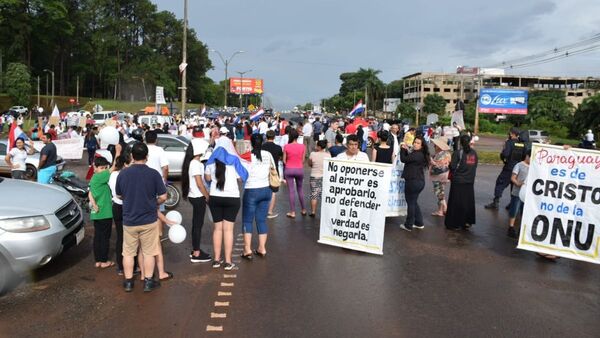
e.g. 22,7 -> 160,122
92,111 -> 119,125
125,134 -> 188,177
9,106 -> 28,114
0,140 -> 66,180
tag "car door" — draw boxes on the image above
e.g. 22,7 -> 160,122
156,137 -> 186,176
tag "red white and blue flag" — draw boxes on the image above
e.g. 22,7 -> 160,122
8,121 -> 28,150
348,100 -> 365,117
250,108 -> 265,121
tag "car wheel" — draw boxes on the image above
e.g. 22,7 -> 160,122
25,164 -> 37,180
165,184 -> 180,210
367,137 -> 374,148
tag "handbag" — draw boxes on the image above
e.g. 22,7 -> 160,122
269,160 -> 281,192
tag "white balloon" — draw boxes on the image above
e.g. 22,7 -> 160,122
472,135 -> 479,142
165,210 -> 183,225
168,224 -> 186,244
98,126 -> 119,146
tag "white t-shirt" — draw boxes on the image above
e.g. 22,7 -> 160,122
302,123 -> 313,137
188,159 -> 208,198
258,121 -> 269,135
336,151 -> 370,162
8,148 -> 27,171
205,163 -> 241,198
244,151 -> 273,189
147,144 -> 169,179
108,171 -> 122,204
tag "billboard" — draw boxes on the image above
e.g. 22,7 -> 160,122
456,66 -> 479,74
229,78 -> 264,94
478,88 -> 528,115
383,98 -> 401,112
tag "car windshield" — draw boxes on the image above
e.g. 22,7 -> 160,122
93,113 -> 105,120
541,131 -> 549,136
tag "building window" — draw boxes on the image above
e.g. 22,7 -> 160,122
444,88 -> 451,92
424,87 -> 431,92
433,88 -> 440,92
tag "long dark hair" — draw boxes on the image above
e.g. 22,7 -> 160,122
288,128 -> 299,143
113,155 -> 130,171
414,135 -> 431,168
245,121 -> 252,135
250,133 -> 263,161
181,144 -> 195,199
215,159 -> 226,191
460,134 -> 472,154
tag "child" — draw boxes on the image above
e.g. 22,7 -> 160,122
507,149 -> 530,239
89,156 -> 114,268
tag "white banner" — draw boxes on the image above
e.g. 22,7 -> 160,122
318,159 -> 392,255
155,86 -> 166,105
386,158 -> 407,217
518,144 -> 600,264
53,137 -> 85,160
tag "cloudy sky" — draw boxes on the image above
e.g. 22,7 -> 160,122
153,0 -> 600,109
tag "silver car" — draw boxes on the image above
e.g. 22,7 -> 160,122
126,134 -> 189,178
0,140 -> 66,179
0,178 -> 84,294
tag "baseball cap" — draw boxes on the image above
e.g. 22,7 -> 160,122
219,126 -> 229,134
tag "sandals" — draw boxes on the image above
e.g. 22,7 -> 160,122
160,271 -> 174,281
431,211 -> 444,217
301,210 -> 307,216
98,261 -> 115,269
241,252 -> 253,260
286,212 -> 295,218
253,249 -> 267,258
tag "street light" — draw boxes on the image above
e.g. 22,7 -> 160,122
210,49 -> 245,108
132,76 -> 148,102
43,69 -> 55,108
236,70 -> 252,111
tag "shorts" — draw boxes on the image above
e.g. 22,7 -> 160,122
508,195 -> 523,218
309,177 -> 323,201
208,196 -> 240,223
123,220 -> 160,257
37,165 -> 57,184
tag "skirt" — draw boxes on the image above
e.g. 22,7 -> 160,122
445,182 -> 476,229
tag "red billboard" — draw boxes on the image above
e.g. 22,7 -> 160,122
229,78 -> 264,94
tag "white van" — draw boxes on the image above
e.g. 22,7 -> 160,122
93,111 -> 118,125
138,115 -> 175,128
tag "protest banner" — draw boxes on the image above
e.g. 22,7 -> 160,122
53,138 -> 85,160
319,159 -> 392,255
518,143 -> 600,264
386,158 -> 407,217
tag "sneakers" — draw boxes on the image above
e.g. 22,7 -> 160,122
267,213 -> 278,219
413,224 -> 425,230
224,262 -> 236,271
143,278 -> 161,292
399,224 -> 413,232
485,198 -> 499,210
212,259 -> 224,268
507,226 -> 518,239
123,279 -> 134,292
191,250 -> 212,263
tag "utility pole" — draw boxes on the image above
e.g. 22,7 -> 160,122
76,76 -> 79,105
44,69 -> 55,108
180,0 -> 188,115
210,49 -> 245,108
474,74 -> 482,134
236,70 -> 252,111
37,76 -> 40,108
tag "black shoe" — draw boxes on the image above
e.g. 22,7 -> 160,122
484,199 -> 499,209
505,204 -> 510,210
507,227 -> 518,239
212,259 -> 224,268
191,250 -> 212,263
123,279 -> 134,292
399,224 -> 413,232
143,278 -> 161,292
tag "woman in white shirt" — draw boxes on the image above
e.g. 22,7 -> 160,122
5,137 -> 34,179
108,155 -> 130,274
241,134 -> 274,260
181,139 -> 212,263
205,152 -> 243,271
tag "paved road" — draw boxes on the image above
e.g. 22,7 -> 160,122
0,158 -> 598,337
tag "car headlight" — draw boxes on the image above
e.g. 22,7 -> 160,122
0,216 -> 51,233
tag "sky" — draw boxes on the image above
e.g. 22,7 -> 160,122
152,0 -> 600,110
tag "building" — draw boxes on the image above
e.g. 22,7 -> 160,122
402,72 -> 600,113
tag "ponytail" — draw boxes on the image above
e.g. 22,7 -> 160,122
215,160 -> 226,191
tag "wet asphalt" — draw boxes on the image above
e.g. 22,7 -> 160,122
0,156 -> 598,338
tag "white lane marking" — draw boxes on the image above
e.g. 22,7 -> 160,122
221,282 -> 234,287
215,301 -> 230,307
211,313 -> 227,318
206,325 -> 223,332
218,291 -> 232,296
223,274 -> 237,278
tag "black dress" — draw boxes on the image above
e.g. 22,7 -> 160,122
445,149 -> 478,229
374,145 -> 393,164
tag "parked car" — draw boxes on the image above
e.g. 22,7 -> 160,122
526,130 -> 550,144
126,134 -> 188,178
92,111 -> 118,125
0,140 -> 66,180
0,178 -> 84,294
9,106 -> 28,114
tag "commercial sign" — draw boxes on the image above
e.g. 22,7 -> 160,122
478,88 -> 528,115
229,78 -> 264,94
456,66 -> 479,74
383,98 -> 401,113
319,159 -> 392,255
518,144 -> 600,264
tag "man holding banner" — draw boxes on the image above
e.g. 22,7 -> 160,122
336,134 -> 369,162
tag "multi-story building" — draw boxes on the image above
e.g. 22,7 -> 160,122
402,72 -> 600,113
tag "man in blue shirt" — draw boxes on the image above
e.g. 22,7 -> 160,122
116,142 -> 167,292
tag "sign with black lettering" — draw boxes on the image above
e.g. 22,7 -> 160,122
518,144 -> 600,263
318,159 -> 392,255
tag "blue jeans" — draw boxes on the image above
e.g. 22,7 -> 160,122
405,179 -> 425,226
242,187 -> 272,234
508,195 -> 523,218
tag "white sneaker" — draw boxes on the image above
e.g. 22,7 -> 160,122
267,213 -> 278,219
413,224 -> 425,230
399,224 -> 412,232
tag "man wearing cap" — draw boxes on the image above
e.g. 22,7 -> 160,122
214,126 -> 239,156
484,127 -> 521,210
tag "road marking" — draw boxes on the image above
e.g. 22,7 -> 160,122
234,243 -> 244,246
211,313 -> 227,319
233,247 -> 243,251
206,325 -> 223,332
221,282 -> 234,287
218,291 -> 232,296
223,274 -> 237,279
215,301 -> 230,307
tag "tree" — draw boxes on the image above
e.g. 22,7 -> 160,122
571,93 -> 600,137
4,63 -> 31,106
396,102 -> 416,121
422,94 -> 446,115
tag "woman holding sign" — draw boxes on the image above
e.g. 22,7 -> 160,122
400,135 -> 430,231
445,134 -> 478,230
